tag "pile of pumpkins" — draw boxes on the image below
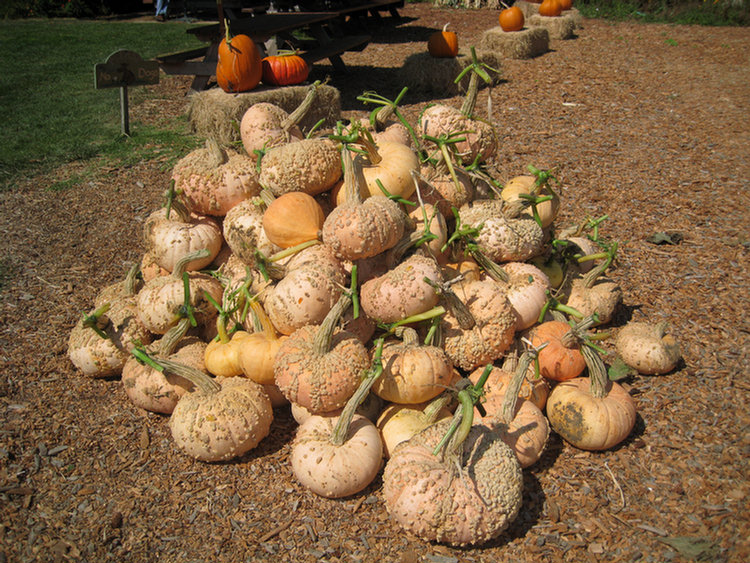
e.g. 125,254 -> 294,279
67,71 -> 681,546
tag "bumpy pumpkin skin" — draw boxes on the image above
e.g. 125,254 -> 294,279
477,395 -> 550,468
441,279 -> 517,371
273,326 -> 370,414
360,255 -> 442,324
240,102 -> 304,157
121,337 -> 204,414
169,376 -> 273,462
546,377 -> 636,451
615,321 -> 681,375
291,414 -> 383,498
383,420 -> 523,546
171,146 -> 261,217
260,138 -> 342,197
68,299 -> 153,379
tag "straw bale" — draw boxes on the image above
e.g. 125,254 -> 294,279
527,13 -> 578,40
396,50 -> 503,97
478,26 -> 550,60
187,84 -> 341,145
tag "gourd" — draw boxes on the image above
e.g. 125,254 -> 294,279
171,139 -> 261,217
427,23 -> 459,58
527,316 -> 596,382
498,261 -> 550,331
290,340 -> 386,498
546,344 -> 637,451
383,378 -> 523,545
238,300 -> 288,385
260,138 -> 342,197
239,82 -> 319,156
459,199 -> 545,263
261,50 -> 309,86
121,318 -> 201,414
159,358 -> 273,461
273,293 -> 369,414
475,352 -> 550,468
216,24 -> 262,93
371,327 -> 455,405
136,250 -> 224,335
441,278 -> 516,371
261,191 -> 324,249
615,321 -> 681,375
360,254 -> 443,324
322,147 -> 406,261
143,189 -> 223,273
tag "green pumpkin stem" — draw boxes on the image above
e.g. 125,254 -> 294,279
329,337 -> 385,447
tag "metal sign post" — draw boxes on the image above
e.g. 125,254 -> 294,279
95,50 -> 160,136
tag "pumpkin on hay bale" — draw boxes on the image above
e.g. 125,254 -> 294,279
187,84 -> 341,145
479,26 -> 550,60
516,0 -> 583,27
527,12 -> 577,40
397,50 -> 502,96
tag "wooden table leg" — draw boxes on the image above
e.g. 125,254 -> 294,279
190,41 -> 219,91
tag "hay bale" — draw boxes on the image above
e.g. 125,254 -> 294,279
515,0 -> 541,19
478,26 -> 550,60
397,50 -> 503,97
187,84 -> 341,145
527,13 -> 578,40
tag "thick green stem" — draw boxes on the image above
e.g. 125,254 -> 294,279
330,338 -> 384,447
581,344 -> 608,399
313,292 -> 352,356
500,351 -> 536,424
153,357 -> 221,394
282,80 -> 320,132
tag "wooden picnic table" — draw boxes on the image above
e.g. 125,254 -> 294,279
157,9 -> 377,91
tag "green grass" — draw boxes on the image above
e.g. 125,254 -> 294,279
575,0 -> 749,26
0,19 -> 207,190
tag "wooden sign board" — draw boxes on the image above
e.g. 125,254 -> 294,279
95,49 -> 160,89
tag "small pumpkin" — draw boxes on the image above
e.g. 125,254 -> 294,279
499,6 -> 525,32
262,191 -> 324,249
428,23 -> 459,58
216,23 -> 262,93
262,50 -> 310,86
539,0 -> 563,17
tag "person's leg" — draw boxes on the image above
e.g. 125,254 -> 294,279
155,0 -> 168,20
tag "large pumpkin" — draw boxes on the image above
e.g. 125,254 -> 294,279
216,25 -> 262,93
262,51 -> 310,86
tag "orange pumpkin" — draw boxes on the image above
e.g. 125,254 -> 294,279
427,23 -> 459,58
559,0 -> 573,9
216,24 -> 262,93
499,6 -> 524,32
261,51 -> 310,86
539,0 -> 563,17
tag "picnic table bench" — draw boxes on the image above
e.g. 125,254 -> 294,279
156,1 -> 402,91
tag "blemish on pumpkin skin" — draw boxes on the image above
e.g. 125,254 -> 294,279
554,402 -> 588,443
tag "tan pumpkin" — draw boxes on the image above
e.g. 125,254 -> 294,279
161,359 -> 273,461
372,327 -> 456,404
136,250 -> 224,335
171,139 -> 261,217
273,294 -> 369,414
546,345 -> 637,451
260,138 -> 342,197
322,148 -> 406,261
143,195 -> 223,273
